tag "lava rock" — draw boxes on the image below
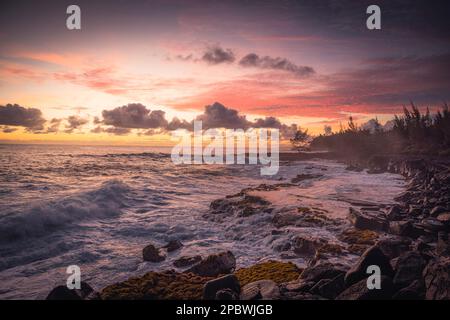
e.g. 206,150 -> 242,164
46,282 -> 95,300
393,251 -> 426,289
203,274 -> 240,300
299,263 -> 347,284
375,239 -> 411,260
337,276 -> 395,300
215,288 -> 239,300
430,206 -> 447,217
423,257 -> 450,300
292,236 -> 321,256
142,244 -> 165,262
186,251 -> 236,277
348,207 -> 388,232
310,273 -> 345,299
164,239 -> 183,252
392,280 -> 425,300
344,246 -> 394,287
240,280 -> 280,300
173,255 -> 202,268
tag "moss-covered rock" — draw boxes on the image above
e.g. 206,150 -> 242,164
100,270 -> 214,300
234,261 -> 302,287
338,228 -> 379,245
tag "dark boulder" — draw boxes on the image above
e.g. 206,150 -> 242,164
46,282 -> 95,300
292,236 -> 321,256
436,232 -> 450,256
215,288 -> 239,300
164,239 -> 183,252
203,274 -> 240,300
310,274 -> 345,299
299,263 -> 347,284
344,246 -> 394,287
240,280 -> 280,300
336,276 -> 395,300
430,206 -> 447,217
386,205 -> 403,221
423,257 -> 450,300
142,244 -> 165,262
375,238 -> 411,260
392,280 -> 425,300
173,255 -> 202,268
348,207 -> 388,232
186,251 -> 236,277
393,251 -> 426,289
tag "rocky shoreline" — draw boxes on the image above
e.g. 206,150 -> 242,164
46,156 -> 450,300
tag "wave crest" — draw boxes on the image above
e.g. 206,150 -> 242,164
0,180 -> 130,242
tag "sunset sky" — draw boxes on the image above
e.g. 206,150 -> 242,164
0,0 -> 449,144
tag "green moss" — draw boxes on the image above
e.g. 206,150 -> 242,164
234,261 -> 302,286
100,270 -> 214,300
338,228 -> 379,245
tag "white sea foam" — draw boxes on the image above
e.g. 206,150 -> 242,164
0,180 -> 130,242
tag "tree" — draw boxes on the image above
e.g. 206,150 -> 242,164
323,125 -> 332,136
290,128 -> 310,151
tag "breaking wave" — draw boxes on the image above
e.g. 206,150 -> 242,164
0,180 -> 130,242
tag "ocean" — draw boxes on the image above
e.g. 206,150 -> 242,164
0,144 -> 406,299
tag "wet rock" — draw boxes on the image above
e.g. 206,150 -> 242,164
291,173 -> 322,183
348,207 -> 388,232
389,220 -> 425,238
202,274 -> 240,300
273,241 -> 291,252
215,288 -> 239,300
430,206 -> 447,217
186,251 -> 236,277
393,251 -> 426,289
416,218 -> 445,233
436,232 -> 450,256
423,257 -> 450,300
386,205 -> 403,221
375,238 -> 411,260
344,246 -> 394,287
310,274 -> 345,299
392,280 -> 425,300
210,193 -> 271,217
143,244 -> 165,262
337,276 -> 395,300
346,164 -> 363,172
299,263 -> 347,284
292,236 -> 322,256
280,291 -> 325,300
46,282 -> 95,300
164,239 -> 183,252
173,255 -> 202,268
240,280 -> 280,300
282,280 -> 316,293
437,213 -> 450,226
272,213 -> 301,228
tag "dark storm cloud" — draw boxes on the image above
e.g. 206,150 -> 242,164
239,53 -> 315,77
0,104 -> 46,132
102,103 -> 169,129
202,46 -> 236,65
